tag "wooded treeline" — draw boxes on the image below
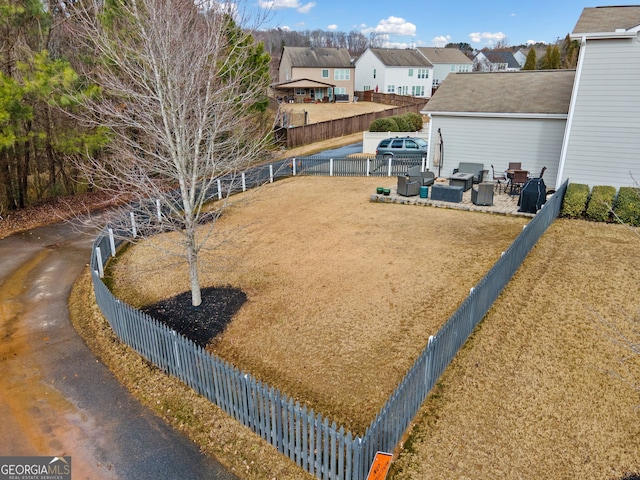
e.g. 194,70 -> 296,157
0,0 -> 107,213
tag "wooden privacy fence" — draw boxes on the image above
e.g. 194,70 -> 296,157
276,100 -> 425,149
90,162 -> 567,480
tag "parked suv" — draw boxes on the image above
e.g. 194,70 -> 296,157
376,136 -> 428,157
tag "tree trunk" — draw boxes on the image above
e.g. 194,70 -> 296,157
188,244 -> 202,307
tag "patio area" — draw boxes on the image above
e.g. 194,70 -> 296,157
370,181 -> 539,218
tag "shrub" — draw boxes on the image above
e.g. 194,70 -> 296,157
403,112 -> 423,131
561,183 -> 589,218
369,117 -> 399,132
585,185 -> 616,222
392,115 -> 411,132
613,186 -> 640,226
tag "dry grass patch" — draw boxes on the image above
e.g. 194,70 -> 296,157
390,219 -> 640,479
108,176 -> 527,433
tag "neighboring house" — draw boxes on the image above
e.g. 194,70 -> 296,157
474,50 -> 521,71
514,46 -> 547,68
274,46 -> 355,102
354,47 -> 433,98
416,47 -> 473,88
423,70 -> 575,186
423,5 -> 640,190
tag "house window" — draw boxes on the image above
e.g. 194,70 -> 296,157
334,87 -> 346,94
321,69 -> 329,78
373,68 -> 376,79
363,85 -> 370,91
411,85 -> 425,96
387,84 -> 395,93
408,68 -> 414,77
450,65 -> 456,72
417,68 -> 428,79
334,69 -> 350,80
295,88 -> 306,95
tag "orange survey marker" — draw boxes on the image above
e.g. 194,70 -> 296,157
366,451 -> 393,480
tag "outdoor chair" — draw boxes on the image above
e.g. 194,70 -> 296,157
510,169 -> 529,195
471,182 -> 494,206
397,175 -> 420,197
491,164 -> 507,193
407,166 -> 435,186
508,162 -> 522,171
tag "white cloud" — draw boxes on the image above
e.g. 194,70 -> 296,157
362,16 -> 416,36
468,31 -> 507,45
384,41 -> 411,49
511,13 -> 516,17
327,24 -> 338,31
526,39 -> 547,45
431,35 -> 451,47
258,0 -> 315,13
297,1 -> 315,13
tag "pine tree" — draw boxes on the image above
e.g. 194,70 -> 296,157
523,49 -> 537,70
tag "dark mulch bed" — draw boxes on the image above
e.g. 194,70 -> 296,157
141,286 -> 246,348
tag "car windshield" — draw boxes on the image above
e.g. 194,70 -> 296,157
415,139 -> 427,148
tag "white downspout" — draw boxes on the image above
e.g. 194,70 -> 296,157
426,113 -> 434,171
556,36 -> 587,190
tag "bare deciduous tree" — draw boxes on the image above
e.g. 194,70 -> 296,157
74,0 -> 273,306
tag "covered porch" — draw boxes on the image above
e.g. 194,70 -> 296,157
270,78 -> 337,104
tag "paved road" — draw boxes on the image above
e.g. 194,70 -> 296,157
313,142 -> 363,158
0,222 -> 238,480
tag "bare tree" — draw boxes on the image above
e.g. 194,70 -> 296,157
73,0 -> 273,306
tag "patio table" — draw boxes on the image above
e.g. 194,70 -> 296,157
449,172 -> 474,191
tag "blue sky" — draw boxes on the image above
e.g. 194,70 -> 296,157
255,0 -> 640,48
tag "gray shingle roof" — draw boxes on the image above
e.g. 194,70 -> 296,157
417,47 -> 472,64
282,47 -> 353,68
573,5 -> 640,33
369,48 -> 433,67
480,51 -> 521,69
424,70 -> 576,115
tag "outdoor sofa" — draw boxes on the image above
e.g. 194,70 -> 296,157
407,166 -> 435,186
452,162 -> 486,183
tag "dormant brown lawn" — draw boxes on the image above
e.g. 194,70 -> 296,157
109,176 -> 527,433
99,176 -> 640,479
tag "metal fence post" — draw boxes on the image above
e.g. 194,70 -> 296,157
130,212 -> 137,238
242,172 -> 247,192
217,179 -> 222,200
269,164 -> 274,183
95,246 -> 104,278
108,228 -> 116,257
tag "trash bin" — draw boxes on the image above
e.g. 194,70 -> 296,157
420,186 -> 429,198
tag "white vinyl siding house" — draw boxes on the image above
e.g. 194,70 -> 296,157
559,35 -> 640,188
355,48 -> 433,98
423,6 -> 640,190
422,70 -> 575,186
417,47 -> 473,88
429,115 -> 565,181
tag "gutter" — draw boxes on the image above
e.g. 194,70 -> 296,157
423,111 -> 568,120
569,30 -> 639,41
